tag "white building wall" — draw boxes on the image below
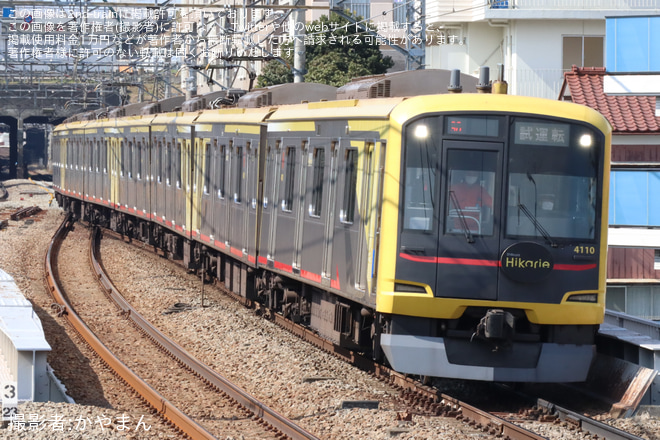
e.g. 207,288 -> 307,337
426,18 -> 606,99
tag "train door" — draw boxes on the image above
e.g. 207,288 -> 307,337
152,135 -> 166,223
108,136 -> 121,208
165,137 -> 177,227
228,138 -> 248,255
199,138 -> 214,241
126,138 -> 136,212
261,139 -> 281,263
300,139 -> 334,282
212,140 -> 229,245
101,138 -> 110,205
436,142 -> 502,300
189,136 -> 203,238
331,140 -> 364,293
273,138 -> 302,269
179,136 -> 193,237
246,139 -> 263,260
91,138 -> 99,202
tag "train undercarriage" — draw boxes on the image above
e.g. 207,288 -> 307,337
58,194 -> 379,359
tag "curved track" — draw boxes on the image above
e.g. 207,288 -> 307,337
45,215 -> 319,440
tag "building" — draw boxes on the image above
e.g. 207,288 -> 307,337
561,66 -> 660,320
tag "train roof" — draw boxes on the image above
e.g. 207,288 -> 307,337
266,97 -> 405,123
195,107 -> 274,125
389,93 -> 612,135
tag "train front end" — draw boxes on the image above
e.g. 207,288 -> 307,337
377,93 -> 611,382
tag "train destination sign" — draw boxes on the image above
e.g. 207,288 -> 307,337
514,121 -> 570,147
445,116 -> 500,137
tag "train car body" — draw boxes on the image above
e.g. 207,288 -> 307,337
53,85 -> 611,383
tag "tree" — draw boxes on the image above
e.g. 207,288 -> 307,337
256,13 -> 394,88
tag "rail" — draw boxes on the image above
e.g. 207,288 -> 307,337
45,216 -> 217,440
536,399 -> 645,440
90,227 -> 321,440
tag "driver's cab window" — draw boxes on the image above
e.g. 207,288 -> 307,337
445,150 -> 496,236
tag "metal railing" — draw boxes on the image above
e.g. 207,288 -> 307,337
492,0 -> 660,10
604,309 -> 660,341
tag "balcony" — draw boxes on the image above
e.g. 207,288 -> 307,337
486,0 -> 660,19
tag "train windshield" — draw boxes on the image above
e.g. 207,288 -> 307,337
506,118 -> 600,241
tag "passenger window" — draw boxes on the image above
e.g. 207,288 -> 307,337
120,141 -> 125,177
310,147 -> 325,217
176,141 -> 182,189
165,141 -> 171,186
204,142 -> 211,195
282,146 -> 296,212
340,149 -> 358,224
136,140 -> 142,180
234,146 -> 243,203
217,142 -> 226,199
156,140 -> 162,183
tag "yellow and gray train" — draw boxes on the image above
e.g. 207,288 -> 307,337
53,70 -> 612,382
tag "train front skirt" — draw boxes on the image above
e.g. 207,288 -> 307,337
380,334 -> 595,382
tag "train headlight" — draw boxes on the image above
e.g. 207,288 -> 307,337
414,124 -> 429,139
579,134 -> 593,148
567,293 -> 598,303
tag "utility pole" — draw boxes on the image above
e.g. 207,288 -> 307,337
293,0 -> 305,83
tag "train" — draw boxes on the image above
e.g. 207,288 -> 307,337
52,69 -> 612,383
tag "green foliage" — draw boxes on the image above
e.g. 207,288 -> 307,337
256,12 -> 394,88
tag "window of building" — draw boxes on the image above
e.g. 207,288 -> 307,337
344,0 -> 370,19
606,286 -> 626,313
609,170 -> 660,226
563,36 -> 604,70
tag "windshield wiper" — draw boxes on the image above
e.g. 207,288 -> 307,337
449,191 -> 475,244
518,203 -> 557,247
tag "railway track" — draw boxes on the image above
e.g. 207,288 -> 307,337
45,215 -> 320,440
49,217 -> 649,440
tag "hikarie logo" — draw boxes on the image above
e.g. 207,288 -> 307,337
500,242 -> 553,283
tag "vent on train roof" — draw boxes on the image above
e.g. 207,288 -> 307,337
238,83 -> 337,108
368,80 -> 391,98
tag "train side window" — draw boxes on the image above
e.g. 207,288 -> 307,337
94,140 -> 99,172
128,141 -> 134,179
156,140 -> 162,183
103,139 -> 108,174
340,149 -> 358,224
175,141 -> 182,189
204,142 -> 211,195
217,143 -> 226,199
165,141 -> 172,186
310,147 -> 325,217
136,140 -> 142,180
282,146 -> 296,212
120,140 -> 125,177
234,146 -> 243,203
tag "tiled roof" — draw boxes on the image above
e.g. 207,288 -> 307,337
562,66 -> 660,133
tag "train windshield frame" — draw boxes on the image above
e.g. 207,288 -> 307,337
506,117 -> 601,242
400,113 -> 604,244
